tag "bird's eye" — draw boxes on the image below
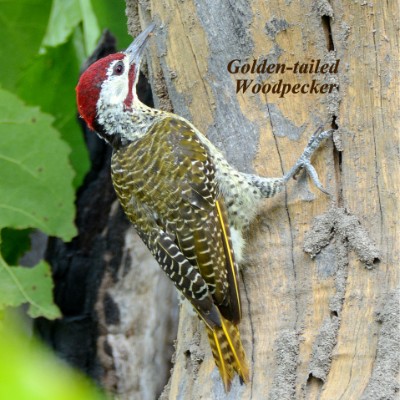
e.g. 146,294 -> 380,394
113,61 -> 125,76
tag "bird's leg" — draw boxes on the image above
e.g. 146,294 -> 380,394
282,127 -> 333,194
247,127 -> 332,199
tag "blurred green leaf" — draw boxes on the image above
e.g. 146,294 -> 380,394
0,88 -> 76,240
79,0 -> 101,55
0,0 -> 52,91
40,0 -> 81,50
92,0 -> 132,49
0,320 -> 106,399
41,0 -> 100,56
0,259 -> 60,319
1,228 -> 32,265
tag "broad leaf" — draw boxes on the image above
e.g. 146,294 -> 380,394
0,0 -> 52,91
16,37 -> 90,188
0,0 -> 91,188
0,88 -> 76,240
79,0 -> 101,56
0,259 -> 60,319
41,0 -> 100,56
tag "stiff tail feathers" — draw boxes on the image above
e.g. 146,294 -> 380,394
206,316 -> 249,392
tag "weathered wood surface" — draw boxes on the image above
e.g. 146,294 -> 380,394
125,0 -> 399,399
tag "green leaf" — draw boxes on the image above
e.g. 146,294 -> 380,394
1,228 -> 32,265
16,37 -> 90,188
41,0 -> 100,56
79,0 -> 101,56
0,258 -> 60,319
40,0 -> 82,50
0,320 -> 106,399
41,0 -> 80,50
0,0 -> 52,91
0,88 -> 76,240
91,0 -> 132,49
0,1 -> 92,188
0,0 -> 91,188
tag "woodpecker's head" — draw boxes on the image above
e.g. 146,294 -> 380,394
76,23 -> 155,133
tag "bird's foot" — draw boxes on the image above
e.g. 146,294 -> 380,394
283,127 -> 333,194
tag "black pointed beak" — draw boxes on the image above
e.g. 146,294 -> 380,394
125,23 -> 155,66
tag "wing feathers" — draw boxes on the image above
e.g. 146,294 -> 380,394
156,231 -> 221,328
112,115 -> 242,323
215,200 -> 241,323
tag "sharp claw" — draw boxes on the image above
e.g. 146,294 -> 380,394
304,163 -> 331,195
320,187 -> 331,195
283,128 -> 333,194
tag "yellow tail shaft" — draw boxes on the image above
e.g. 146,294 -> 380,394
206,316 -> 250,391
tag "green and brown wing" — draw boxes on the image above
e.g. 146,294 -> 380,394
111,116 -> 241,324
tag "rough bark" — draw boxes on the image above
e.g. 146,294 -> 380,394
126,1 -> 399,399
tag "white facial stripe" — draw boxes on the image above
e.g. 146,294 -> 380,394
95,55 -> 134,136
100,57 -> 130,105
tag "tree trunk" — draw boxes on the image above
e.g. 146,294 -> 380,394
126,1 -> 399,399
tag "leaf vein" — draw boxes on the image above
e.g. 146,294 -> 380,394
0,154 -> 38,179
0,255 -> 47,315
0,203 -> 49,231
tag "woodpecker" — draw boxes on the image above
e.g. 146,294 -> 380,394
76,23 -> 332,391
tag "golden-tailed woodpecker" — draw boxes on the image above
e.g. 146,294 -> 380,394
76,23 -> 332,391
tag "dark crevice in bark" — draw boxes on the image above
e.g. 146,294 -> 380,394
306,372 -> 324,388
331,115 -> 338,130
266,105 -> 301,333
331,116 -> 343,207
321,8 -> 342,201
321,15 -> 335,51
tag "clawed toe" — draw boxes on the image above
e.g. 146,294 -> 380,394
283,127 -> 333,194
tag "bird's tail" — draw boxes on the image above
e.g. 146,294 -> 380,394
206,316 -> 250,392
